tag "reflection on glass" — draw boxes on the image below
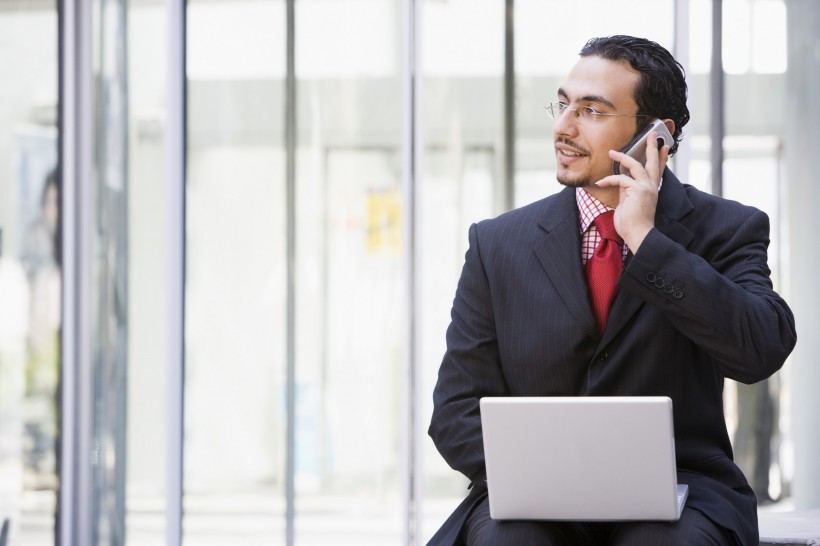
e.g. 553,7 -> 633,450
0,4 -> 59,545
90,0 -> 130,543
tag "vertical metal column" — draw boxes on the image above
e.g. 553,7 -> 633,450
59,0 -> 94,544
710,0 -> 724,197
285,0 -> 297,544
401,0 -> 422,544
503,0 -> 515,212
673,0 -> 691,183
166,0 -> 186,544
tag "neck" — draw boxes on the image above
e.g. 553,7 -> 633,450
584,184 -> 619,209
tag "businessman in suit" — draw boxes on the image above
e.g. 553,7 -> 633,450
427,35 -> 796,546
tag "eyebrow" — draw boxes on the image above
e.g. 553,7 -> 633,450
557,88 -> 617,110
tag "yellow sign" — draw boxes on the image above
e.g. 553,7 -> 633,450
366,189 -> 402,255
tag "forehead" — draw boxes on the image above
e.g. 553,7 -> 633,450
558,55 -> 640,111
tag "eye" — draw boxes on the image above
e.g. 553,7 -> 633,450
581,106 -> 602,119
556,101 -> 569,112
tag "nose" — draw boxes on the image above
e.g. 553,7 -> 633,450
552,107 -> 579,139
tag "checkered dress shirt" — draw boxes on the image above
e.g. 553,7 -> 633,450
576,188 -> 629,265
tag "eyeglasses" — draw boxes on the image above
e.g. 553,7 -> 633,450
545,102 -> 649,125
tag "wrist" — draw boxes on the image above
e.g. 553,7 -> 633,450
624,225 -> 653,253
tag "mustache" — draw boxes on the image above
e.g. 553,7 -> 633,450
554,137 -> 590,156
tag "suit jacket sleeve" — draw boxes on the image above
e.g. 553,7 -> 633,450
620,206 -> 796,384
428,221 -> 505,483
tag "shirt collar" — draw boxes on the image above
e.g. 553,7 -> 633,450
575,187 -> 613,234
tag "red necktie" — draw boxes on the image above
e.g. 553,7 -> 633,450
585,210 -> 623,334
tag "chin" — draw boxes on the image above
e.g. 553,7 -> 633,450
556,172 -> 591,188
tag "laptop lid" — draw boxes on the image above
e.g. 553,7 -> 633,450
480,396 -> 687,521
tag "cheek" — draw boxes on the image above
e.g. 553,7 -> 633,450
588,136 -> 617,164
585,135 -> 626,178
601,132 -> 629,154
593,132 -> 632,165
611,125 -> 640,154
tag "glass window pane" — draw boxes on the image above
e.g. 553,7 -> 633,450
294,1 -> 404,543
724,0 -> 753,74
0,4 -> 59,545
690,0 -> 713,75
126,1 -> 171,544
185,1 -> 287,544
688,0 -> 713,192
751,0 -> 787,74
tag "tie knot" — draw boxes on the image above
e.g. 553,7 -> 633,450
593,210 -> 622,243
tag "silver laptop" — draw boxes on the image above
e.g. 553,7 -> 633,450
480,396 -> 688,521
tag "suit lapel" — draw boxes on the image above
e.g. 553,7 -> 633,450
532,187 -> 598,336
530,173 -> 696,343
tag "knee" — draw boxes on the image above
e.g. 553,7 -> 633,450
466,520 -> 566,546
611,518 -> 732,546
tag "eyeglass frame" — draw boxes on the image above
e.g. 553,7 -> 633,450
545,101 -> 650,125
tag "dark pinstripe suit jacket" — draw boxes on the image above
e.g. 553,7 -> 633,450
427,170 -> 796,546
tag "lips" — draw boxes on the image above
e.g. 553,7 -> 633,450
559,148 -> 583,157
554,139 -> 588,160
555,144 -> 587,162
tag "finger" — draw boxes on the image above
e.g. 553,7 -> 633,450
646,131 -> 669,176
659,144 -> 670,164
636,132 -> 665,191
657,144 -> 670,174
608,149 -> 645,179
652,145 -> 671,191
595,173 -> 636,189
644,131 -> 660,173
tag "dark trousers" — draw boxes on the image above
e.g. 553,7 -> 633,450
464,497 -> 737,546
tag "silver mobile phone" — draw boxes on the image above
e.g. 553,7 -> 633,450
612,118 -> 673,175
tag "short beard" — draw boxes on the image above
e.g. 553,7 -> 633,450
556,172 -> 591,188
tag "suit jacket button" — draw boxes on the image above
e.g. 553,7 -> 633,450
599,351 -> 608,361
655,277 -> 666,289
673,289 -> 684,299
646,272 -> 656,283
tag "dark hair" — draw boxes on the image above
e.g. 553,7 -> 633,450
580,35 -> 690,155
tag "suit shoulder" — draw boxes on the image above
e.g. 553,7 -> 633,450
682,183 -> 766,218
666,183 -> 774,254
474,192 -> 567,237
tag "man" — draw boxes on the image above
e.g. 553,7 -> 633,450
427,35 -> 796,545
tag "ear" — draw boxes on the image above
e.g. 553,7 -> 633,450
662,118 -> 676,136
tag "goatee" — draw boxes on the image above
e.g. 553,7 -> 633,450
556,172 -> 591,188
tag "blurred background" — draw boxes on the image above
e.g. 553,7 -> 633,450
0,0 -> 818,544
